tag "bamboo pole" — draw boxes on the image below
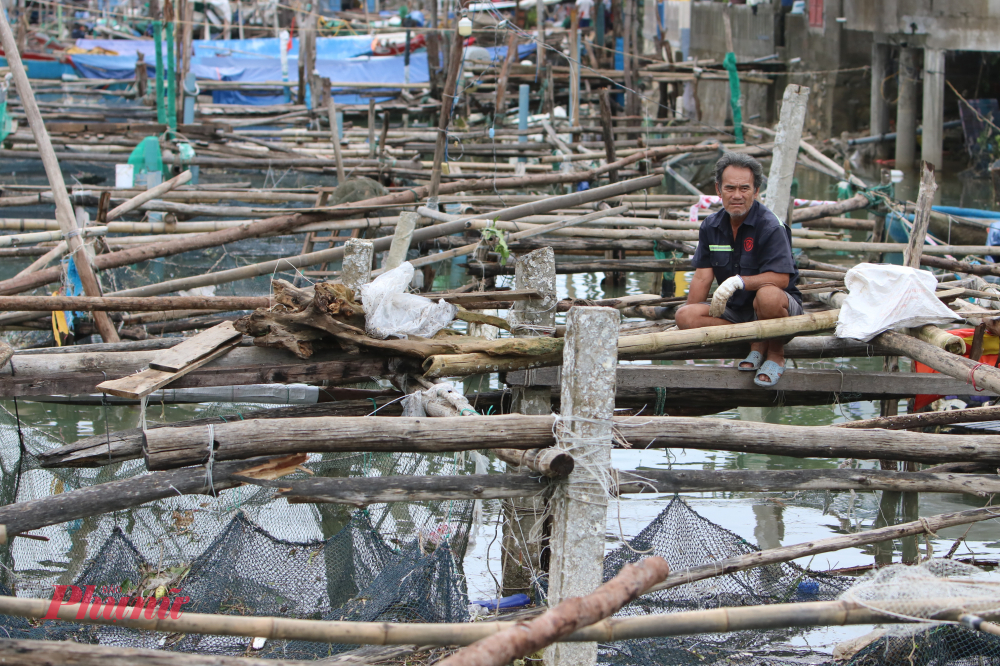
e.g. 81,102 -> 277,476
105,169 -> 192,221
376,205 -> 631,276
0,572 -> 995,647
0,8 -> 119,342
0,296 -> 271,312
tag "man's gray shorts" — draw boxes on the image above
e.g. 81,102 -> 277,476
721,294 -> 804,324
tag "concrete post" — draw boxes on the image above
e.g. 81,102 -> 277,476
921,47 -> 945,170
763,84 -> 810,226
501,247 -> 557,598
383,211 -> 418,270
341,238 -> 374,295
544,305 -> 618,666
870,43 -> 891,160
895,47 -> 919,172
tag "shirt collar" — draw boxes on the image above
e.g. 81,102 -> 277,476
710,200 -> 760,229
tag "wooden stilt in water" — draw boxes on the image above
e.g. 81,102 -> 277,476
501,247 -> 557,598
545,305 -> 619,666
428,31 -> 466,202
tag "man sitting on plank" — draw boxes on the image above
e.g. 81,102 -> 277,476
675,152 -> 802,387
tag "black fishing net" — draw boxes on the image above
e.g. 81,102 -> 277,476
0,397 -> 997,665
847,625 -> 1000,666
595,495 -> 855,666
0,395 -> 477,659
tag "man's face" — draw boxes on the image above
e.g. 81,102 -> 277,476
716,165 -> 758,219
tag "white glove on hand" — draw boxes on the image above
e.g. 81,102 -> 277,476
709,275 -> 745,318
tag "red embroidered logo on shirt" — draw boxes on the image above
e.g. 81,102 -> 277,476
744,238 -> 754,252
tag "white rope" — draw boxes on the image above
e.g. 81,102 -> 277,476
205,423 -> 216,497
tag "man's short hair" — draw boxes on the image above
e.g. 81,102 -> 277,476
715,152 -> 764,192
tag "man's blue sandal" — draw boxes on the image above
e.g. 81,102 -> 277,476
738,350 -> 763,372
754,360 -> 785,387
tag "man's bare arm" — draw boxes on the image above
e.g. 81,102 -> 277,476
740,271 -> 790,291
686,267 -> 715,304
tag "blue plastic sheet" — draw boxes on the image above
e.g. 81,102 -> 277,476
76,35 -> 376,60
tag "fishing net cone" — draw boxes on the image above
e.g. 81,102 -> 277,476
840,560 -> 1000,666
840,559 -> 1000,632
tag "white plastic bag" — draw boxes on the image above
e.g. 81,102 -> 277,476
835,263 -> 960,341
359,262 -> 457,339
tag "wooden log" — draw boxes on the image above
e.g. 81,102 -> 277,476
436,557 -> 671,666
142,414 -> 554,470
494,447 -> 574,477
0,7 -> 118,342
620,468 -> 1000,496
799,217 -> 875,230
0,639 -> 320,666
0,349 -> 393,398
920,255 -> 1000,277
904,161 -> 937,268
835,403 -> 1000,430
789,193 -> 869,223
0,295 -> 271,312
0,454 -> 305,541
874,328 -> 1000,395
37,394 -> 412,468
249,473 -> 550,506
138,413 -> 1000,469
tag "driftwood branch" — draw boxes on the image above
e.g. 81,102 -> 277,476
436,557 -> 670,666
0,455 -> 305,542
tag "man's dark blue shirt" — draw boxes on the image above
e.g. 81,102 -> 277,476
691,200 -> 802,313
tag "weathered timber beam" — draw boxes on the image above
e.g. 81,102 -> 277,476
0,455 -> 305,541
37,393 -> 421,468
836,403 -> 1000,430
9,465 -> 1000,540
505,364 -> 992,397
143,414 -> 555,470
619,468 -> 1000,496
0,348 -> 399,398
0,295 -> 272,312
141,414 -> 1000,470
243,473 -> 551,506
0,638 -> 319,666
874,328 -> 1000,395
